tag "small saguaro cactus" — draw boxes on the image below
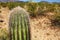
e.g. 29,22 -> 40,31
9,6 -> 30,40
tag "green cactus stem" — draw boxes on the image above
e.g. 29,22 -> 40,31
9,6 -> 30,40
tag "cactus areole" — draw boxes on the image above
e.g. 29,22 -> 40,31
9,6 -> 30,40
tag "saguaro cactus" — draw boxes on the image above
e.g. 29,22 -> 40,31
9,6 -> 30,40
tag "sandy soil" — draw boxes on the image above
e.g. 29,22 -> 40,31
30,17 -> 60,40
0,7 -> 10,31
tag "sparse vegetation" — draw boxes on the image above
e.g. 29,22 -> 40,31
0,28 -> 9,40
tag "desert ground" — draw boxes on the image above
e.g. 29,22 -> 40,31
0,7 -> 60,40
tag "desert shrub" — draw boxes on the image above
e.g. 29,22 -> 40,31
0,2 -> 7,7
7,2 -> 17,9
51,8 -> 60,26
0,28 -> 9,40
27,3 -> 38,17
0,1 -> 60,17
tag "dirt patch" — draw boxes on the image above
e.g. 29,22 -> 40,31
30,16 -> 60,40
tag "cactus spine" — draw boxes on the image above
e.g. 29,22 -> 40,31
9,7 -> 30,40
